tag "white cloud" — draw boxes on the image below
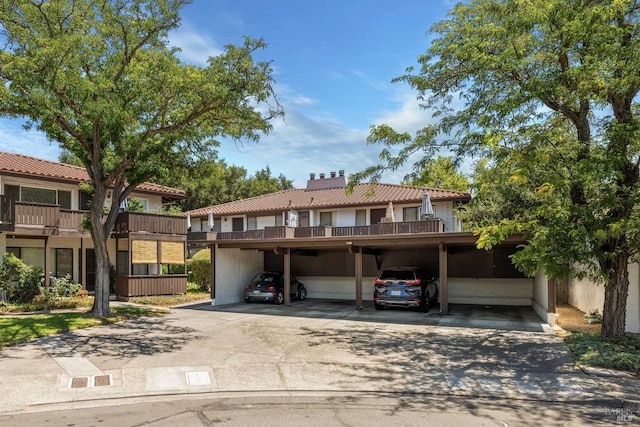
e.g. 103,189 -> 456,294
373,89 -> 434,133
169,23 -> 224,66
0,119 -> 60,161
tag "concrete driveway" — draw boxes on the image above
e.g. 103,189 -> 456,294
0,299 -> 637,424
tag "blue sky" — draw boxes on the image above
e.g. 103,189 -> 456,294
0,0 -> 455,188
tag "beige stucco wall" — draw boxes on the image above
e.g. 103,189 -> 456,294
568,264 -> 640,333
297,276 -> 378,300
212,247 -> 263,305
531,271 -> 557,325
448,277 -> 533,306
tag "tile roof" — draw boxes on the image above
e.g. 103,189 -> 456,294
188,182 -> 471,217
0,151 -> 185,198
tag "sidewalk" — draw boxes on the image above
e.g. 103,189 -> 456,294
0,301 -> 638,417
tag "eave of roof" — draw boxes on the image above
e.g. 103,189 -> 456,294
0,151 -> 185,199
188,182 -> 470,217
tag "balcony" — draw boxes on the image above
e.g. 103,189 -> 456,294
116,274 -> 187,297
2,200 -> 187,236
189,219 -> 445,242
115,212 -> 187,235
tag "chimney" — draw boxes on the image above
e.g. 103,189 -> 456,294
310,173 -> 315,180
330,171 -> 336,178
319,173 -> 325,179
339,170 -> 344,177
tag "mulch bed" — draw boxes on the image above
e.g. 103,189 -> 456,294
555,304 -> 601,334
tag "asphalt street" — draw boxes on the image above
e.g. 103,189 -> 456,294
0,300 -> 638,426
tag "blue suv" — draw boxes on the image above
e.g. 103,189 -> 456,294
373,267 -> 438,312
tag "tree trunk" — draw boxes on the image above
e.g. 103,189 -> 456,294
601,252 -> 629,338
89,185 -> 114,318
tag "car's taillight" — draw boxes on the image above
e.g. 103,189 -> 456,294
375,279 -> 387,285
405,279 -> 420,285
266,286 -> 275,291
244,285 -> 251,291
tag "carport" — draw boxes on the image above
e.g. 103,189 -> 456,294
189,231 -> 556,322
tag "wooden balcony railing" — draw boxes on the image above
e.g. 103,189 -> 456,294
59,209 -> 85,230
15,202 -> 60,228
200,219 -> 445,241
333,220 -> 444,236
6,203 -> 185,235
116,274 -> 187,297
115,211 -> 187,235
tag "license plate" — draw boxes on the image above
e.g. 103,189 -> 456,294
253,290 -> 261,295
390,290 -> 401,296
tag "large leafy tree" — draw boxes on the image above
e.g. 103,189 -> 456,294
403,155 -> 469,191
0,0 -> 283,316
360,0 -> 640,337
156,156 -> 294,210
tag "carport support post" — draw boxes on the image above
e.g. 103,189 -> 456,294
355,246 -> 363,310
209,244 -> 216,304
284,247 -> 291,306
439,243 -> 448,315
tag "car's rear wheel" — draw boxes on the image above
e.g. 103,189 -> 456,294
245,297 -> 252,304
419,292 -> 429,313
374,302 -> 384,310
274,292 -> 284,305
299,287 -> 307,300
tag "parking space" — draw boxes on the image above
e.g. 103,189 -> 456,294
190,299 -> 548,332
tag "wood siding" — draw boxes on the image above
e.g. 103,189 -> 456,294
115,212 -> 187,235
115,274 -> 187,297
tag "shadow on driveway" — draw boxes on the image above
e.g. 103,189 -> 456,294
176,299 -> 548,332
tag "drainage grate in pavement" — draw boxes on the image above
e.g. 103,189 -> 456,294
69,377 -> 89,389
68,375 -> 113,389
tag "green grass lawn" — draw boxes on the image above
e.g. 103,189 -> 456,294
0,306 -> 165,348
0,283 -> 206,349
562,332 -> 640,376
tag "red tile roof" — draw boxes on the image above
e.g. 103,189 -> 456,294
188,183 -> 470,217
0,151 -> 185,198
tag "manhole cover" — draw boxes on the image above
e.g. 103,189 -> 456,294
69,377 -> 89,389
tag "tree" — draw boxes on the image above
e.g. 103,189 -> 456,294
403,156 -> 469,191
0,0 -> 283,317
154,154 -> 294,211
359,0 -> 640,337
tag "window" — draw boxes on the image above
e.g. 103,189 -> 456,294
5,185 -> 19,201
232,217 -> 243,231
58,191 -> 71,209
6,247 -> 45,269
403,207 -> 420,222
4,184 -> 71,208
117,251 -> 128,276
54,248 -> 73,277
319,212 -> 333,226
247,216 -> 257,230
80,190 -> 91,210
355,209 -> 366,226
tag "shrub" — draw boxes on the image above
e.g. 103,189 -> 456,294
0,253 -> 43,303
39,275 -> 82,302
187,249 -> 210,292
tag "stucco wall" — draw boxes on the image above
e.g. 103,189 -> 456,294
297,276 -> 378,300
569,264 -> 640,333
568,275 -> 605,318
213,247 -> 263,305
531,271 -> 557,324
448,277 -> 533,306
